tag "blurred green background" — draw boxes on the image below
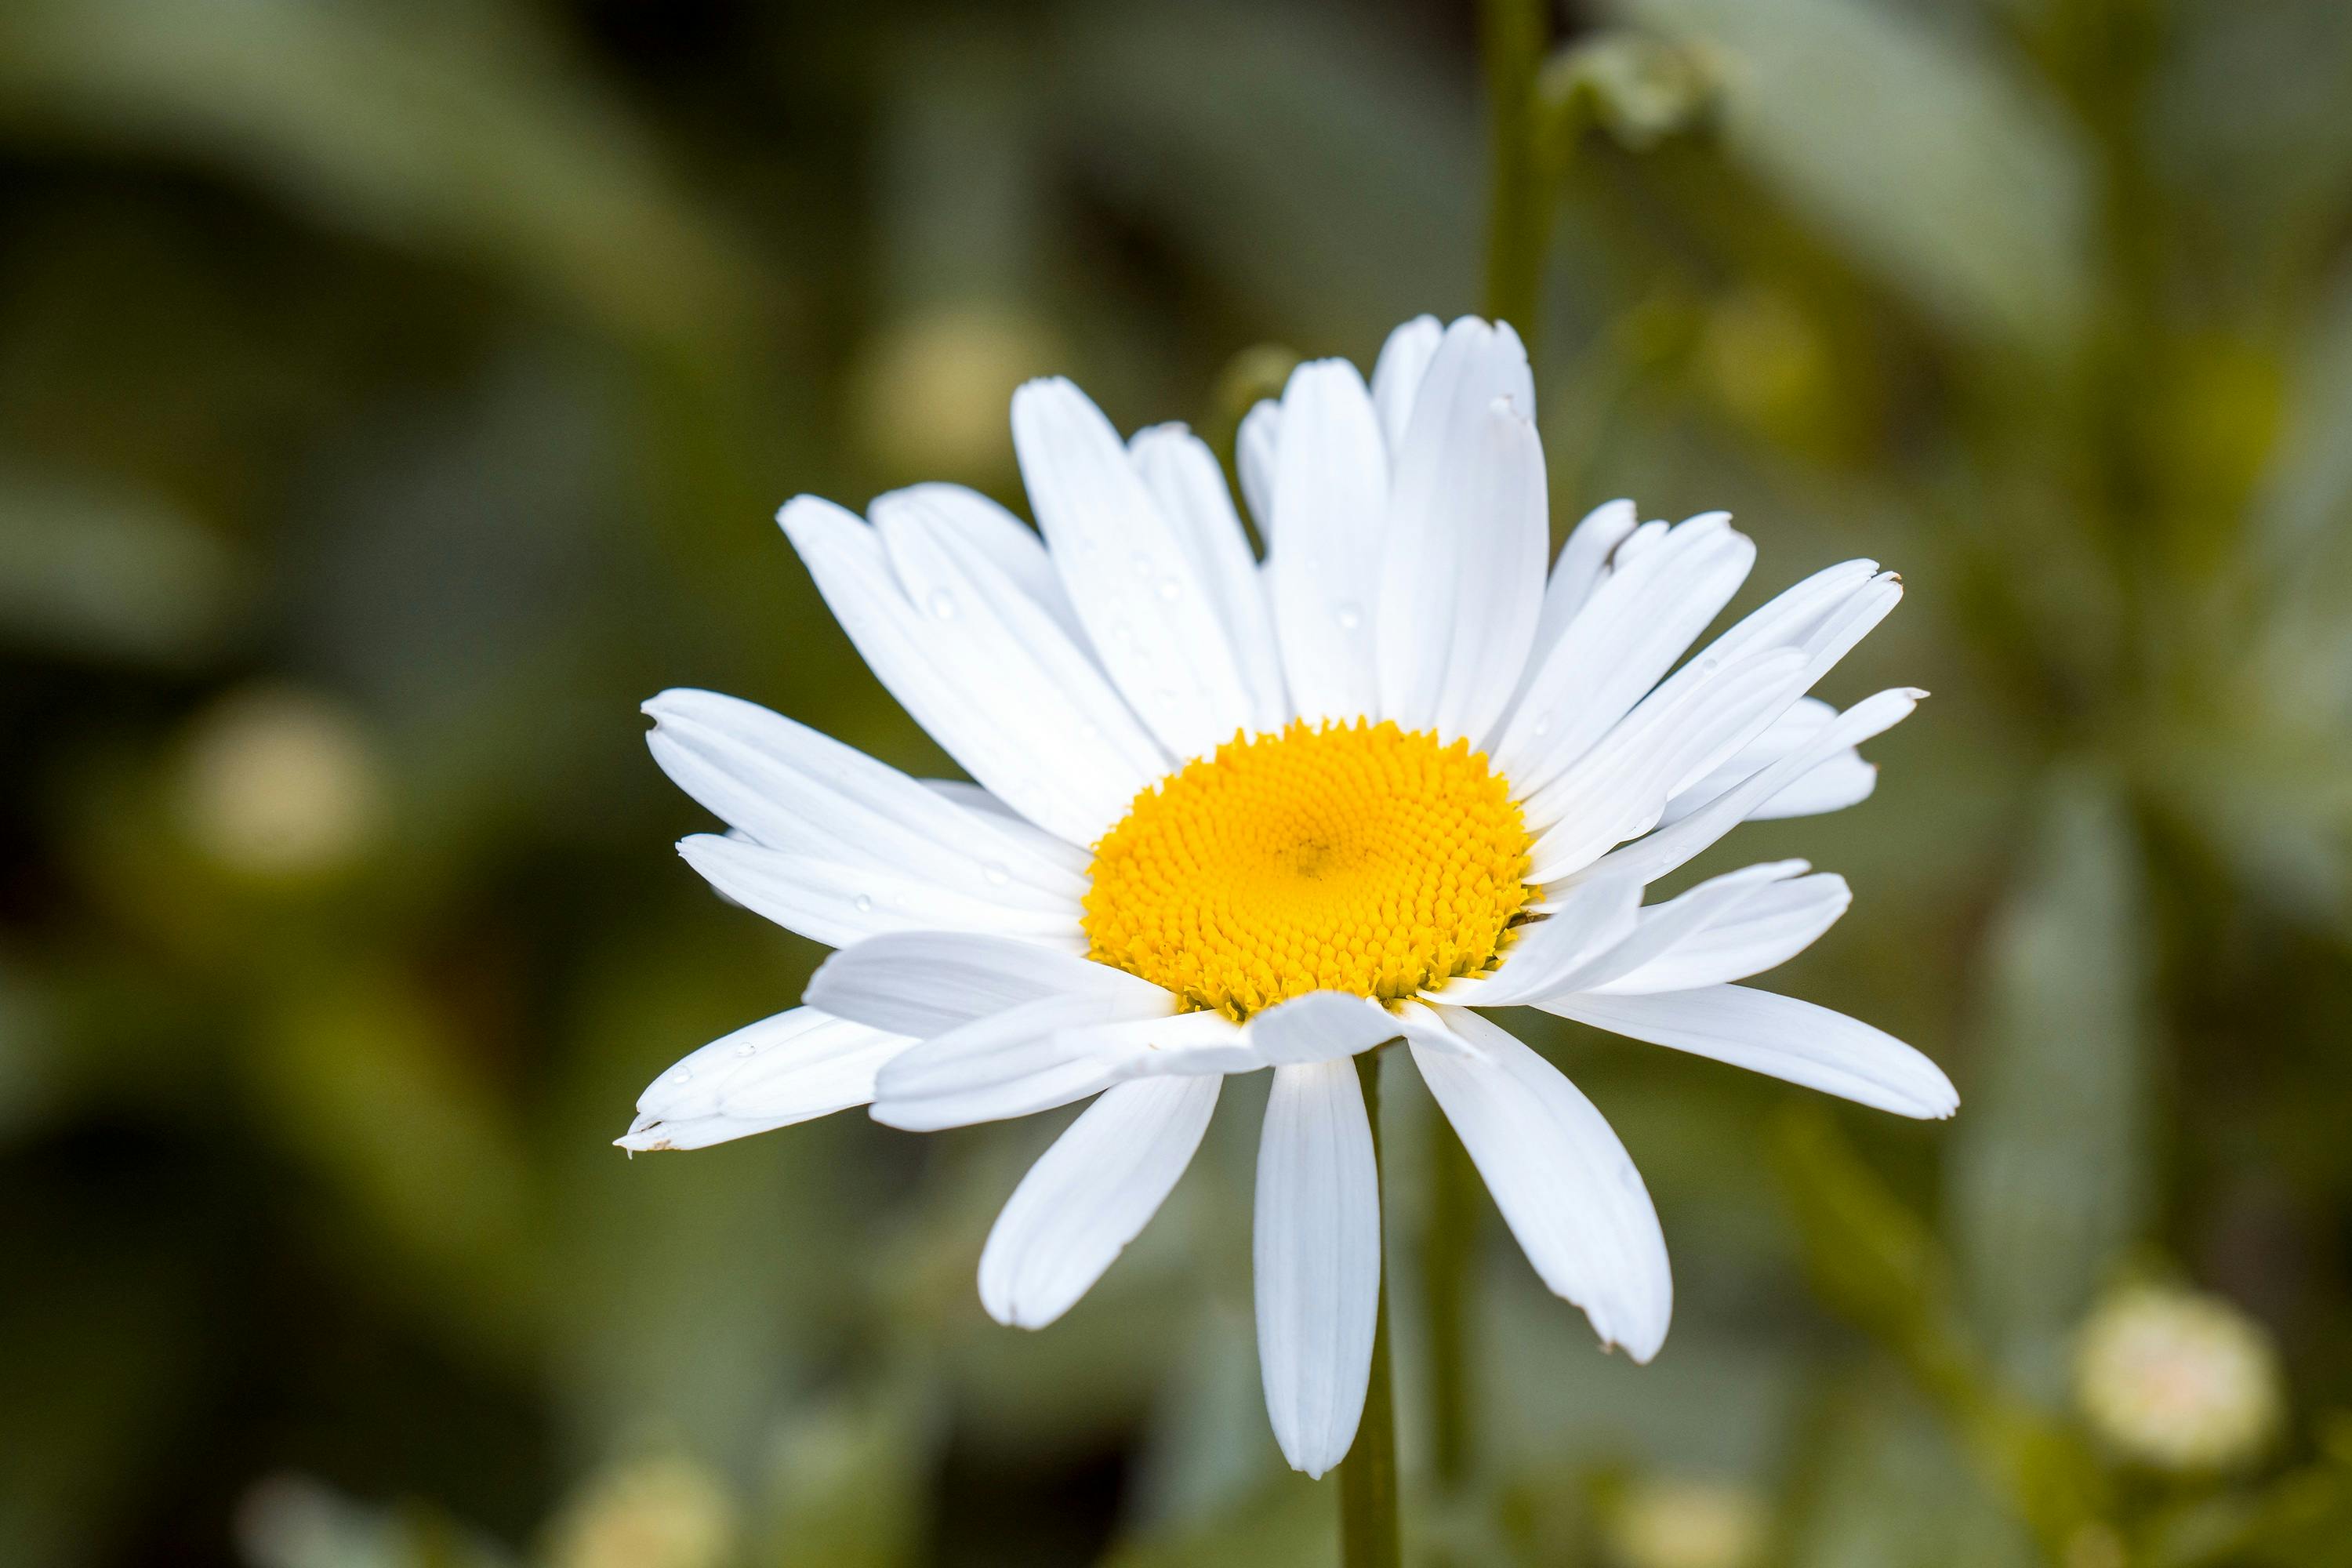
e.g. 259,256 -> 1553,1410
5,1 -> 2352,1565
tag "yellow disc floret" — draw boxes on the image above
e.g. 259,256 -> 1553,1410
1083,720 -> 1534,1019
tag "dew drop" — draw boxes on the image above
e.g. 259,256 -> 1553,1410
1155,575 -> 1182,603
1334,601 -> 1363,631
735,1042 -> 757,1058
983,862 -> 1011,886
927,588 -> 959,620
853,894 -> 874,913
1532,716 -> 1552,738
670,1067 -> 693,1083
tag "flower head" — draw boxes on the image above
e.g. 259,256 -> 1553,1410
622,314 -> 1953,1476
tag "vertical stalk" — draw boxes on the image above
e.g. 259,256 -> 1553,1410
1479,0 -> 1551,337
1338,1051 -> 1402,1568
1424,1131 -> 1478,1490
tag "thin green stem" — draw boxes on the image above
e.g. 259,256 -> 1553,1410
1338,1051 -> 1401,1568
1425,1127 -> 1478,1489
1479,0 -> 1551,337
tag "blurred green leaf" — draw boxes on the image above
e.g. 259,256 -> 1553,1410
756,1379 -> 939,1568
1618,0 -> 2092,349
238,1476 -> 514,1568
1947,769 -> 2153,1403
2141,1419 -> 2352,1568
250,967 -> 545,1367
0,0 -> 756,356
1058,0 -> 1479,341
0,456 -> 245,665
1772,1109 -> 2104,1554
0,1258 -> 201,1567
1098,1475 -> 1334,1568
1783,1370 -> 2034,1568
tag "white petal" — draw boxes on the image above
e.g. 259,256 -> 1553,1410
1081,1009 -> 1263,1078
779,495 -> 1165,844
1268,359 -> 1388,724
1412,1006 -> 1672,1360
1523,648 -> 1811,881
920,780 -> 1095,874
1541,860 -> 1813,995
806,931 -> 1165,1040
1377,319 -> 1542,742
1541,985 -> 1958,1119
1378,389 -> 1548,743
617,1007 -> 909,1152
1659,697 -> 1829,820
869,483 -> 1086,644
1128,423 -> 1289,732
1518,499 -> 1640,690
1254,1059 -> 1381,1478
1491,514 -> 1757,790
1592,873 -> 1852,993
1611,518 -> 1671,567
1367,314 -> 1443,456
870,989 -> 1179,1131
1571,688 -> 1925,887
676,835 -> 1085,951
1791,570 -> 1904,687
978,1074 -> 1221,1328
1090,1001 -> 1470,1079
645,688 -> 1087,906
1692,560 -> 1886,673
1012,378 -> 1259,760
1237,399 -> 1281,537
1658,697 -> 1880,826
1245,991 -> 1405,1065
1426,873 -> 1642,1007
1744,750 -> 1878,819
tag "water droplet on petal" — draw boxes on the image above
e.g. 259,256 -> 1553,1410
983,862 -> 1011,886
1334,601 -> 1363,631
1156,575 -> 1182,603
927,589 -> 958,619
670,1067 -> 693,1083
853,894 -> 874,913
735,1042 -> 757,1058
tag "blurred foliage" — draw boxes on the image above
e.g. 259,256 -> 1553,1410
4,0 -> 2352,1565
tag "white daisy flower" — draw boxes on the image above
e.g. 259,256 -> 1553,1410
621,314 -> 1956,1478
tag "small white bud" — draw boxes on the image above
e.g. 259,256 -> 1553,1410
2073,1284 -> 2285,1472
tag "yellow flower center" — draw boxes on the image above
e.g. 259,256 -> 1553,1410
1083,720 -> 1534,1020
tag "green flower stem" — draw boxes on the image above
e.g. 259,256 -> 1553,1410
1338,1051 -> 1402,1568
1425,1127 -> 1479,1490
1479,0 -> 1552,339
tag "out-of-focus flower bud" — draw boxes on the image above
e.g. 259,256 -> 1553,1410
1604,1475 -> 1768,1568
545,1452 -> 736,1568
2073,1283 -> 2285,1472
175,685 -> 383,881
851,302 -> 1065,482
1539,34 -> 1719,156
